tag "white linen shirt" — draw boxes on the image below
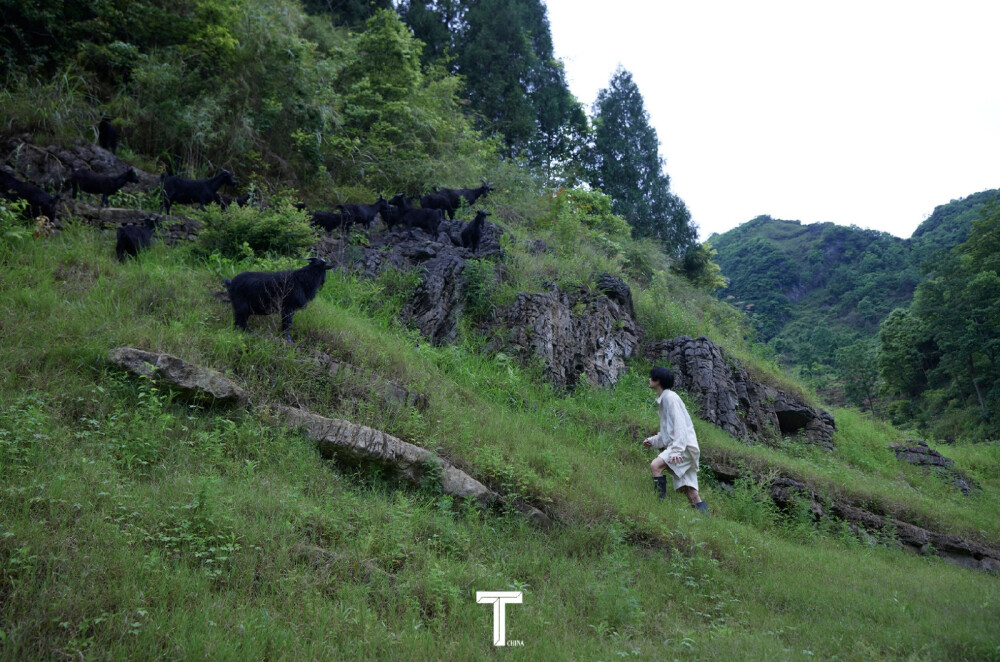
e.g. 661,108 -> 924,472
645,389 -> 700,468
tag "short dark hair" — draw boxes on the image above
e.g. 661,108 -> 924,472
649,366 -> 675,390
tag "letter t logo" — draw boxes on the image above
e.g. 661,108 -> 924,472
476,591 -> 522,646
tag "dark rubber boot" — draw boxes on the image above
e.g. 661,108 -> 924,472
653,476 -> 667,499
694,501 -> 710,516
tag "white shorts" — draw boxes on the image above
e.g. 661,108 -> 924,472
658,450 -> 699,491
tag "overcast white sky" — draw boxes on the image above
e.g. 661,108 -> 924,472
544,0 -> 1000,241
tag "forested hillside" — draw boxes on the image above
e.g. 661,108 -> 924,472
2,1 -> 999,659
710,190 -> 1000,440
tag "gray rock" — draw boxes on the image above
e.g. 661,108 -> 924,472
107,347 -> 248,407
274,405 -> 552,527
307,350 -> 429,412
498,277 -> 639,388
709,461 -> 1000,572
645,335 -> 836,448
890,439 -> 979,495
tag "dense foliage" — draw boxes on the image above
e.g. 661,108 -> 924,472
880,204 -> 1000,441
711,192 -> 1000,441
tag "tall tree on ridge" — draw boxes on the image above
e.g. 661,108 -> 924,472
590,66 -> 695,255
398,0 -> 588,182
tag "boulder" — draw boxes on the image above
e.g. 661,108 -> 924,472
644,335 -> 835,448
274,405 -> 552,527
107,347 -> 248,407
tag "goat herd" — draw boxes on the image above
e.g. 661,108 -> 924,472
0,124 -> 495,341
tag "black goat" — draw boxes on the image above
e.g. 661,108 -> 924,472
98,115 -> 118,154
336,196 -> 389,231
461,210 -> 490,254
421,178 -> 493,220
160,169 -> 237,215
116,216 -> 160,261
0,169 -> 59,221
69,167 -> 139,209
309,210 -> 352,233
214,192 -> 253,209
224,257 -> 334,342
388,194 -> 444,239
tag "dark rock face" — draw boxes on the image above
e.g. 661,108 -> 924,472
644,335 -> 836,448
891,439 -> 979,495
2,134 -> 156,196
317,219 -> 506,345
497,275 -> 639,388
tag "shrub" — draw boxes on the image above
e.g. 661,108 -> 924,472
197,200 -> 318,259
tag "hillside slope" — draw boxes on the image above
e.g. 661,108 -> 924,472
710,189 -> 1000,373
1,190 -> 998,659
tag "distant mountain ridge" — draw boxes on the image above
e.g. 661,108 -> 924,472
709,188 -> 1000,371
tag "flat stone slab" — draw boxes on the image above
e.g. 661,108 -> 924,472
274,404 -> 551,527
107,347 -> 249,407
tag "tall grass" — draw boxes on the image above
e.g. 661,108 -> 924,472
1,221 -> 998,660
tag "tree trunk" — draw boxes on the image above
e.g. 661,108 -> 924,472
969,355 -> 987,413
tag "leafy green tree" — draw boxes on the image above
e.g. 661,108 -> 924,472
877,308 -> 932,397
398,0 -> 588,181
836,339 -> 881,413
328,9 -> 496,192
671,242 -> 728,291
589,67 -> 695,255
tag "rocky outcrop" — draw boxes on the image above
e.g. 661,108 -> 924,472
496,275 -> 639,388
273,405 -> 552,527
307,350 -> 429,413
710,463 -> 1000,572
891,439 -> 979,495
107,347 -> 249,407
2,134 -> 158,192
644,335 -> 835,448
316,219 -> 505,344
2,134 -> 201,243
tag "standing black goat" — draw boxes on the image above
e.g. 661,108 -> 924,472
69,167 -> 139,209
421,179 -> 492,220
98,115 -> 118,154
335,196 -> 389,231
159,169 -> 237,215
461,210 -> 490,254
224,257 -> 335,342
0,169 -> 59,221
309,210 -> 353,234
116,216 -> 160,261
388,194 -> 444,239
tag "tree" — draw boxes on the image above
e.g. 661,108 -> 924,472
589,67 -> 695,256
836,339 -> 881,413
877,308 -> 932,397
398,0 -> 588,181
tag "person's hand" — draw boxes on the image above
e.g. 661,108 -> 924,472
641,438 -> 653,448
668,455 -> 684,464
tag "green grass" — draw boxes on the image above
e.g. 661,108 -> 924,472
1,221 -> 998,660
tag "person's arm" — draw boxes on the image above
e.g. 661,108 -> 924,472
643,432 -> 666,449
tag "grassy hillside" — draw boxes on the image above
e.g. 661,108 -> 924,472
2,204 -> 998,659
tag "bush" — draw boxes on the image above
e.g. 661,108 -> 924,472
196,200 -> 318,259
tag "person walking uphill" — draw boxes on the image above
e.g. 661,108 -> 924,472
642,366 -> 709,514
